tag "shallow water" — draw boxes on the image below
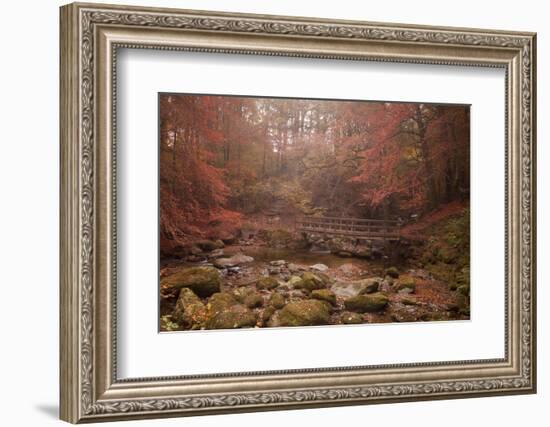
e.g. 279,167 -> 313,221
234,246 -> 390,272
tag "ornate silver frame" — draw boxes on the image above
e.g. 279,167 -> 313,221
60,2 -> 537,423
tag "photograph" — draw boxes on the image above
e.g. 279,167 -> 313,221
158,94 -> 471,331
56,2 -> 536,422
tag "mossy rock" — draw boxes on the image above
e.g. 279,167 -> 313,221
278,300 -> 330,327
195,239 -> 219,252
264,229 -> 293,246
358,278 -> 380,294
172,288 -> 207,329
340,312 -> 364,324
385,266 -> 400,278
296,272 -> 327,291
395,275 -> 416,293
268,292 -> 286,309
401,297 -> 418,306
344,293 -> 389,313
256,276 -> 279,290
261,306 -> 276,324
204,292 -> 257,329
287,275 -> 304,289
207,292 -> 237,312
231,286 -> 256,303
161,266 -> 222,298
244,293 -> 264,309
311,289 -> 336,306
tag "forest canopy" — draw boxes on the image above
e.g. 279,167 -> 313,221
159,94 -> 469,250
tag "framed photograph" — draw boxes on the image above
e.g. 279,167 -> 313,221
60,2 -> 537,423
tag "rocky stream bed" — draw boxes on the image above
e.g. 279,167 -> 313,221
159,235 -> 470,331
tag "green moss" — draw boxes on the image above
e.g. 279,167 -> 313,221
261,306 -> 276,324
231,287 -> 256,303
344,293 -> 389,313
256,276 -> 279,290
420,208 -> 470,291
268,292 -> 286,309
278,300 -> 330,326
401,297 -> 418,306
204,292 -> 257,329
287,275 -> 304,289
311,289 -> 336,305
161,266 -> 222,298
296,272 -> 327,291
358,278 -> 380,294
340,312 -> 364,324
395,275 -> 416,293
172,288 -> 206,329
244,293 -> 264,309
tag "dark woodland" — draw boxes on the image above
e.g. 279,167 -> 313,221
159,94 -> 471,331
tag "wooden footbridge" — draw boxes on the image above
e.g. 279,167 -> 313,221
296,216 -> 401,241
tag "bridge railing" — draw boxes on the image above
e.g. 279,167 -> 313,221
295,216 -> 400,240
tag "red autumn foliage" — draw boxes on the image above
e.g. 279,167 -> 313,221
159,95 -> 470,253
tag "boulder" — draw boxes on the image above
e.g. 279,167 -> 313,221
195,240 -> 219,252
172,288 -> 207,329
231,286 -> 256,303
310,263 -> 329,272
161,266 -> 222,298
204,292 -> 257,329
401,297 -> 418,306
344,293 -> 389,313
268,266 -> 282,275
358,278 -> 381,294
270,259 -> 287,267
261,306 -> 276,324
244,293 -> 264,309
395,275 -> 416,294
331,278 -> 381,298
268,292 -> 286,309
287,275 -> 304,289
256,276 -> 280,290
278,300 -> 330,326
295,272 -> 328,291
311,289 -> 336,306
287,263 -> 302,273
213,253 -> 254,268
341,312 -> 364,324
